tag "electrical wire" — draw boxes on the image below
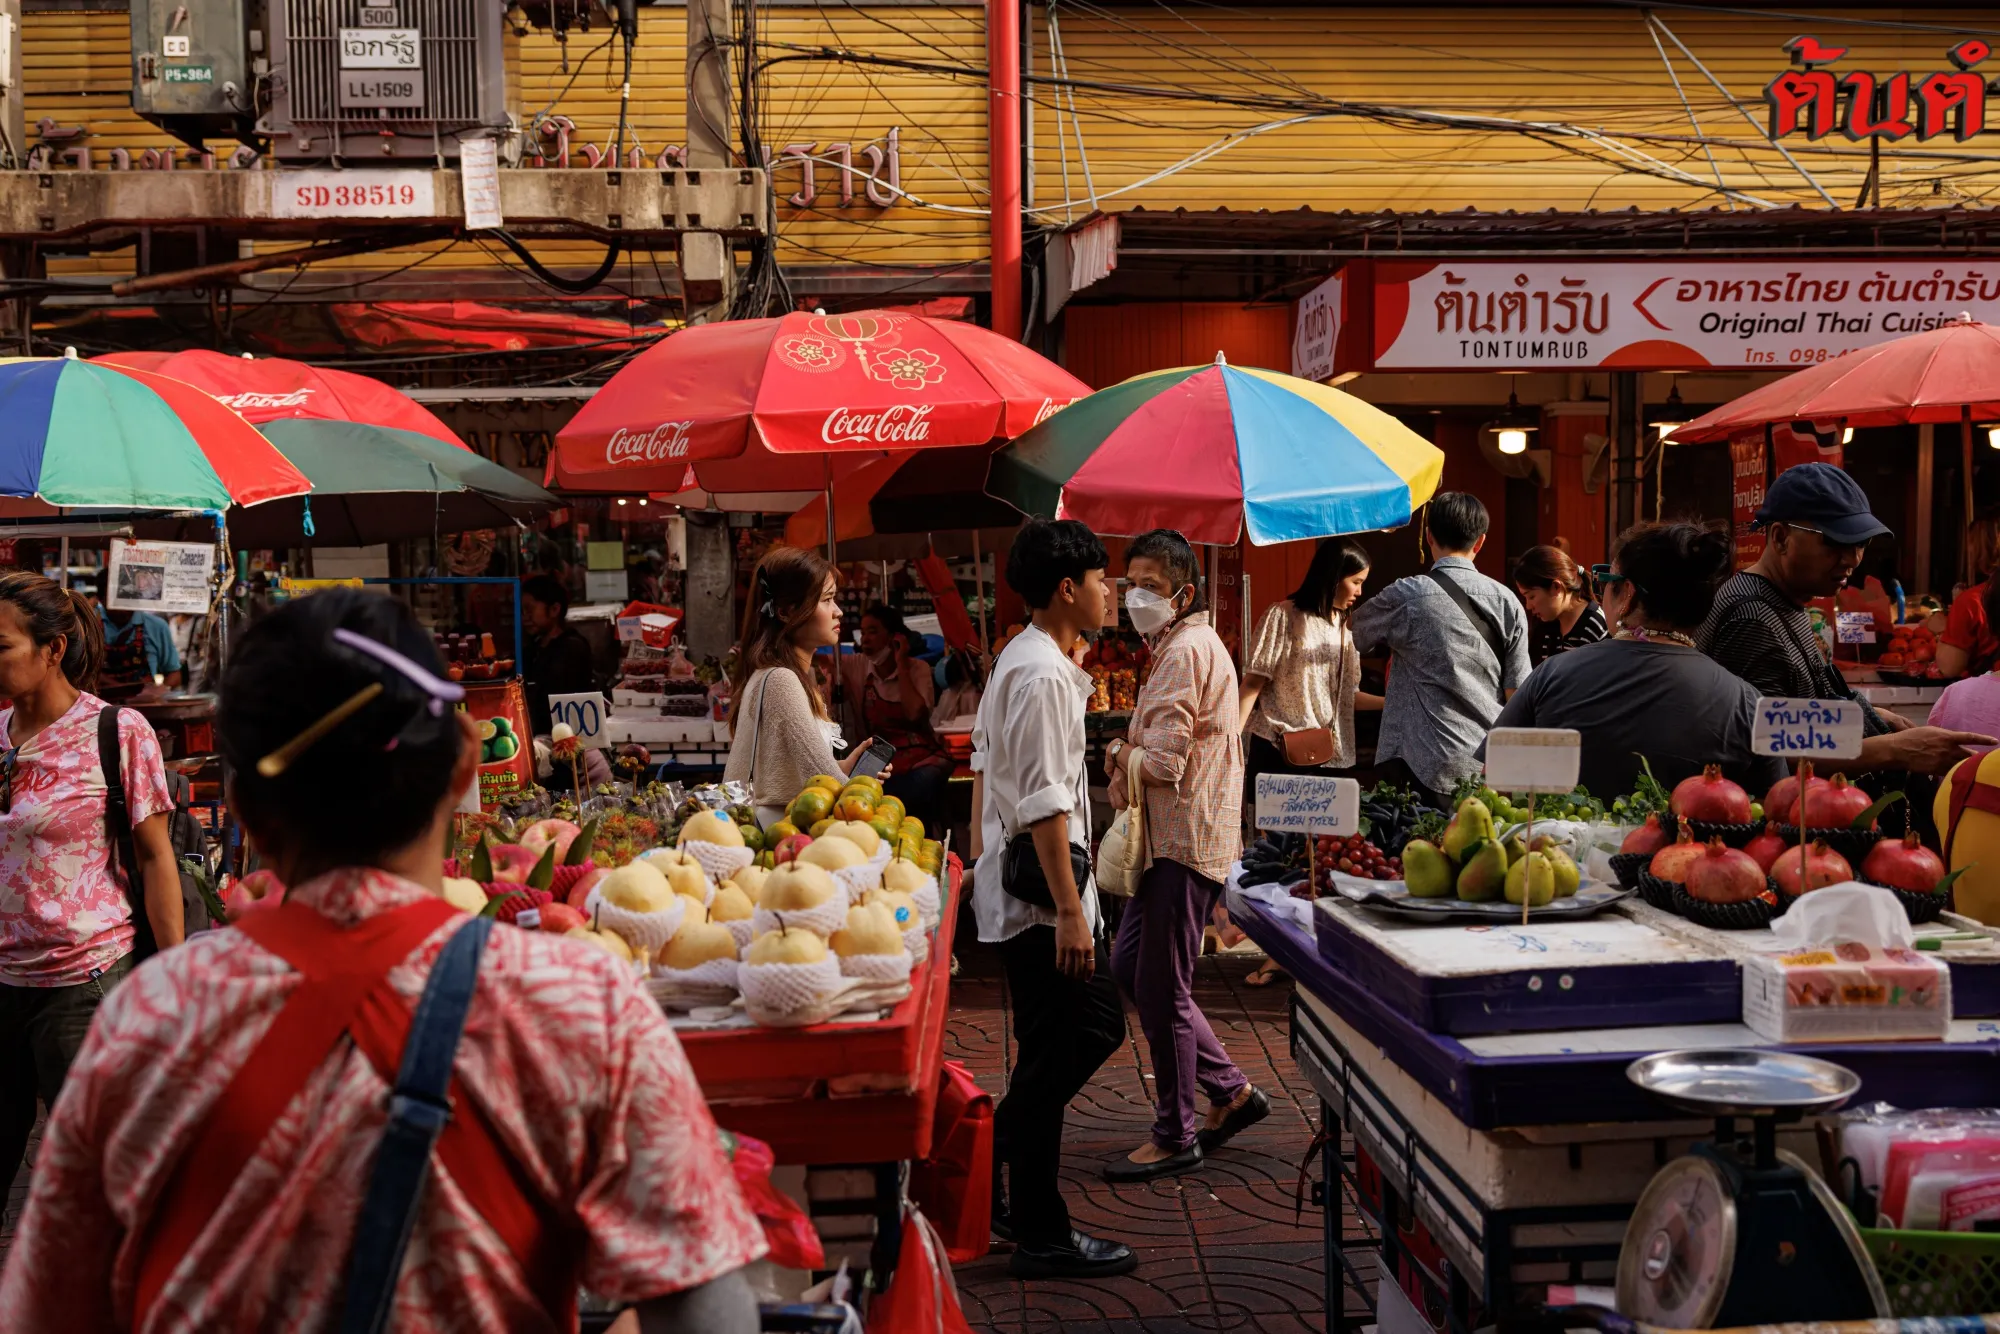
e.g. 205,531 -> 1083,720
490,231 -> 624,295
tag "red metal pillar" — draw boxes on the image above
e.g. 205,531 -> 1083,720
987,0 -> 1022,341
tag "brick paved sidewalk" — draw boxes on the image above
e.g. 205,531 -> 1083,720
948,936 -> 1373,1334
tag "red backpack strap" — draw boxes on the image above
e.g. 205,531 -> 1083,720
133,898 -> 461,1328
1946,758 -> 2000,866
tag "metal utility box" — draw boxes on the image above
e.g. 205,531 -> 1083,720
261,0 -> 510,163
129,0 -> 256,147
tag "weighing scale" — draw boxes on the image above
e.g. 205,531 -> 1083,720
1616,1049 -> 1891,1328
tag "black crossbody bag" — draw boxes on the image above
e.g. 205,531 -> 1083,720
1001,829 -> 1092,910
1426,568 -> 1511,705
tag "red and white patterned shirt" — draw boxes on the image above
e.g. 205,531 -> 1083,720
0,867 -> 766,1333
0,692 -> 172,987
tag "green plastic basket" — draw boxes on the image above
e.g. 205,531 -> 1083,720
1862,1228 -> 2000,1317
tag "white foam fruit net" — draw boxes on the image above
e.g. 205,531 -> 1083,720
721,917 -> 756,951
651,955 -> 742,992
739,955 -> 843,1014
752,895 -> 847,940
909,877 -> 941,929
834,861 -> 883,903
903,924 -> 930,964
681,840 -> 754,884
586,890 -> 686,953
838,948 -> 913,983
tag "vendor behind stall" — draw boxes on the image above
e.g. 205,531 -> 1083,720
1488,522 -> 1785,799
521,574 -> 595,737
1697,464 -> 1993,778
840,604 -> 952,837
86,567 -> 181,699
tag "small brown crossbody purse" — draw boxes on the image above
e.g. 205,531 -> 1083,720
1280,727 -> 1335,767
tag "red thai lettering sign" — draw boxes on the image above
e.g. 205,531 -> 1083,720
1731,433 -> 1767,570
1766,37 -> 1991,143
1360,259 -> 2000,372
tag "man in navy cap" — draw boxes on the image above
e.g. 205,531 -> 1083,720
1699,462 -> 1992,775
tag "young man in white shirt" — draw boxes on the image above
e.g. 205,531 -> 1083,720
970,518 -> 1133,1279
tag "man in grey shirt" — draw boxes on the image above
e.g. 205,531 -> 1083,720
1350,492 -> 1532,803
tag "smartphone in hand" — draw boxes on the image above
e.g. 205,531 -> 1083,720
852,736 -> 897,779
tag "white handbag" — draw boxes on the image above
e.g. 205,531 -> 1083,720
1095,743 -> 1147,898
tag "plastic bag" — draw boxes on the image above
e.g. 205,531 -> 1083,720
723,1130 -> 825,1272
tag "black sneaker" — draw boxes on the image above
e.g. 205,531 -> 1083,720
1008,1229 -> 1138,1279
1197,1087 -> 1271,1153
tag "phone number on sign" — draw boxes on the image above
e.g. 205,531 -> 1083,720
290,183 -> 422,209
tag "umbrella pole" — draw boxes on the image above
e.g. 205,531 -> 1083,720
57,536 -> 67,589
824,454 -> 838,566
973,529 -> 989,657
1965,406 -> 1978,585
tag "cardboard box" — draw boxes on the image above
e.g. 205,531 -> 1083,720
1743,943 -> 1950,1042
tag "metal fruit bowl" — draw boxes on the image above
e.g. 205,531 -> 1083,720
1625,1049 -> 1862,1117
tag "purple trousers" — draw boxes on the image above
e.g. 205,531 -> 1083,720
1109,858 -> 1249,1151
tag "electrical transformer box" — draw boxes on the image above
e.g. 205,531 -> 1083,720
129,0 -> 256,146
261,0 -> 510,162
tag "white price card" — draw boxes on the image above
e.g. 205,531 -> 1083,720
1484,727 -> 1581,793
1752,697 -> 1866,760
548,692 -> 609,748
1836,611 -> 1876,645
1255,773 -> 1359,835
459,136 -> 504,231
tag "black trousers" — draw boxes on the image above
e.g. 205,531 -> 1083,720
994,924 -> 1126,1245
0,953 -> 132,1186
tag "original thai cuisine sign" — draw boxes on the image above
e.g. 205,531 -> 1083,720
1365,260 -> 2000,371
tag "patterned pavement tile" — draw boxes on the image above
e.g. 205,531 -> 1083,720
957,932 -> 1348,1334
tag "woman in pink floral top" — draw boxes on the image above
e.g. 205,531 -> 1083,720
0,571 -> 183,1194
0,589 -> 764,1332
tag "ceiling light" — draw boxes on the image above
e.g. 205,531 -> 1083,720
616,498 -> 628,506
1482,385 -> 1538,455
637,498 -> 648,506
1987,426 -> 2000,451
1497,429 -> 1528,455
1841,427 -> 1855,445
1649,383 -> 1689,441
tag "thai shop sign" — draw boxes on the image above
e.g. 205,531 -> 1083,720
1291,272 -> 1343,382
1358,260 -> 2000,372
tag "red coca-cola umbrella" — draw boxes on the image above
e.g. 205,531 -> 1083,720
95,348 -> 463,447
548,310 -> 1087,494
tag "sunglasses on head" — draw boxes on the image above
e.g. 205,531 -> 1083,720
1590,564 -> 1646,597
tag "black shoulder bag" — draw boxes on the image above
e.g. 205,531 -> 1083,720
1426,569 -> 1513,704
100,706 -> 209,959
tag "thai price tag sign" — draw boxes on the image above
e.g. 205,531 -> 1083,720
1753,697 -> 1865,760
1484,727 -> 1581,792
1254,773 -> 1359,835
548,692 -> 609,749
1836,611 -> 1876,645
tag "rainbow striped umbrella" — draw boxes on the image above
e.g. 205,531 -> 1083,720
0,357 -> 309,510
987,356 -> 1444,545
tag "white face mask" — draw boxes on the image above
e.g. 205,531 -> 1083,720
1126,586 -> 1181,636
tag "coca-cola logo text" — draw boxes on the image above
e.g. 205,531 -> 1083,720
821,404 -> 934,445
606,420 -> 696,465
216,389 -> 315,410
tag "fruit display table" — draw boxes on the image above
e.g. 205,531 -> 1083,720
683,859 -> 963,1166
1227,887 -> 2000,1334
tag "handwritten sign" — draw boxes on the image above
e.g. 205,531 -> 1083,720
548,692 -> 608,748
1753,697 -> 1865,759
1255,773 -> 1359,835
1836,611 -> 1876,645
1484,728 -> 1582,792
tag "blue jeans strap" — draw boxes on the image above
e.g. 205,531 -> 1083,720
338,916 -> 492,1334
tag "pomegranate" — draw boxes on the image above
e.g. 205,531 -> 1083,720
1773,840 -> 1854,897
1861,831 -> 1948,893
1743,822 -> 1793,875
1685,839 -> 1769,905
1647,820 -> 1705,884
1791,773 -> 1874,830
1671,765 -> 1753,824
1764,773 -> 1803,824
1620,813 -> 1673,857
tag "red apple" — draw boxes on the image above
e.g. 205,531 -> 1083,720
774,834 -> 814,865
538,902 -> 588,933
563,865 -> 608,912
489,844 -> 541,884
519,818 -> 582,863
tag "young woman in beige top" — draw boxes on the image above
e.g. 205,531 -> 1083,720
1240,538 -> 1382,789
724,546 -> 879,826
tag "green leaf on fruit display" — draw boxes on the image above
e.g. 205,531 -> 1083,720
526,842 -> 557,891
1356,814 -> 1372,837
479,891 -> 516,919
566,817 -> 600,866
1852,792 -> 1905,831
1937,864 -> 1975,896
469,833 -> 493,885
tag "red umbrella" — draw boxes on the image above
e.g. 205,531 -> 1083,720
549,310 -> 1087,493
94,349 -> 463,448
1672,317 -> 2000,444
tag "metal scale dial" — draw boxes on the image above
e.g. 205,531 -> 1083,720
1617,1050 -> 1890,1329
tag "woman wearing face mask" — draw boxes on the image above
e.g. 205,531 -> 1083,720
839,603 -> 952,839
725,547 -> 883,829
1102,530 -> 1264,1183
